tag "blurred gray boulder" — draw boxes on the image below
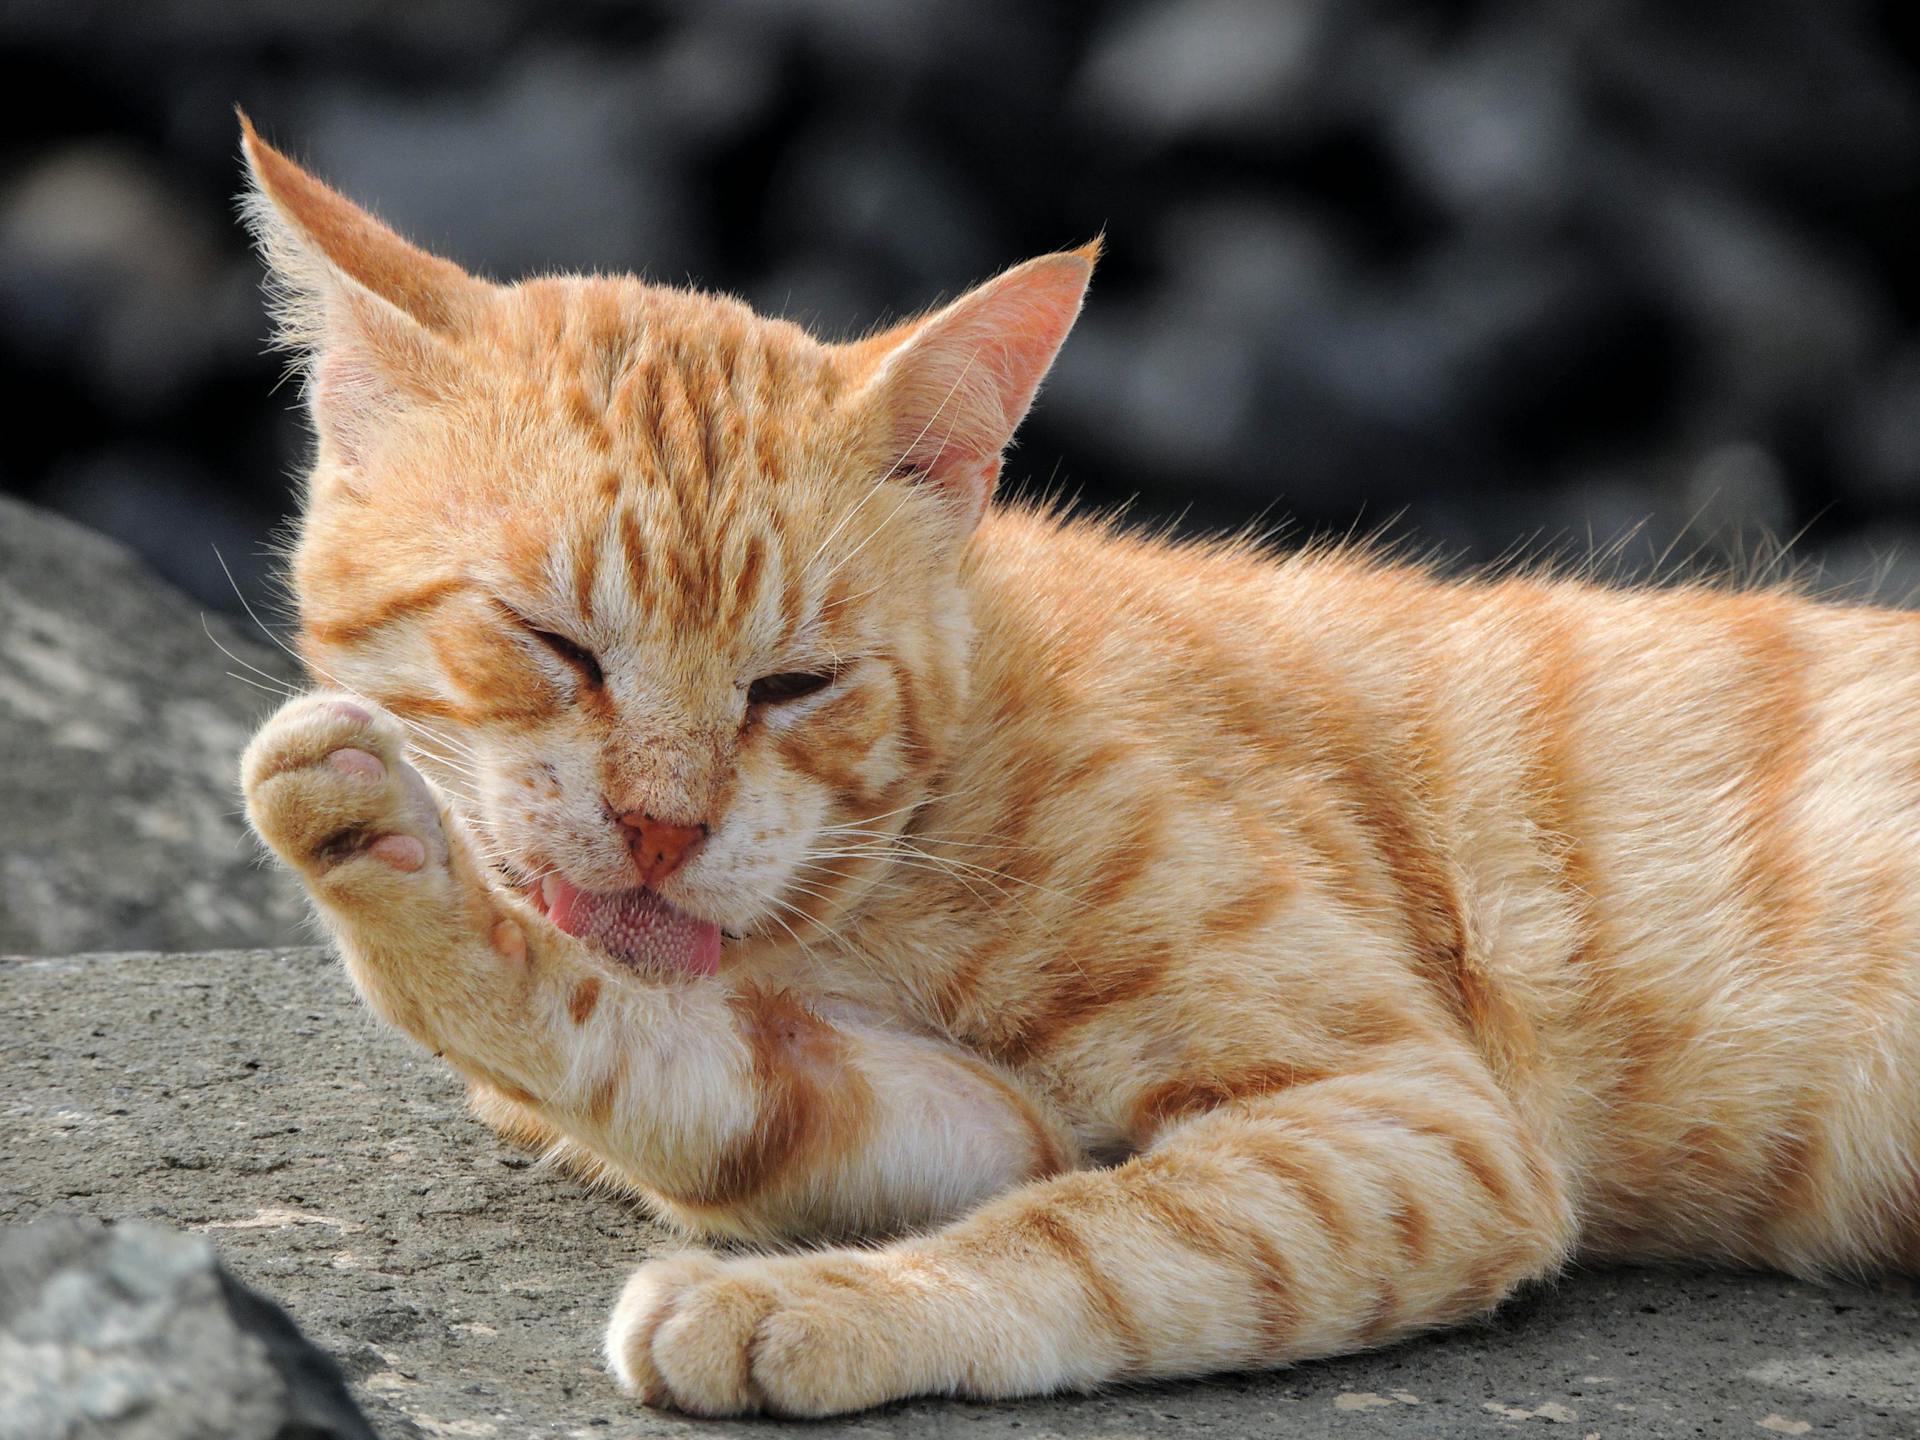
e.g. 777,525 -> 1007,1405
0,1217 -> 377,1440
0,495 -> 308,955
1074,0 -> 1345,142
0,142 -> 250,420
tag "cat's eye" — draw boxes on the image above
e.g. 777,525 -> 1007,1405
528,625 -> 603,687
495,599 -> 602,686
747,670 -> 835,707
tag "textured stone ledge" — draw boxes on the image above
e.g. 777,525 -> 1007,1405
0,494 -> 307,957
4,948 -> 1914,1438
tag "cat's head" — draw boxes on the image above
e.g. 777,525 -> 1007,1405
239,115 -> 1092,972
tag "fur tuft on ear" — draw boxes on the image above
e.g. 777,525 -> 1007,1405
236,110 -> 487,467
238,110 -> 486,343
853,242 -> 1098,535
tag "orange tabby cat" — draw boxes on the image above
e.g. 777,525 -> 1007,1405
236,115 -> 1920,1417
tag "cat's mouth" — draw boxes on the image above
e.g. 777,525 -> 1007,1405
525,874 -> 723,978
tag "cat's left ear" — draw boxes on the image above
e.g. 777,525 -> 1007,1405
851,242 -> 1099,536
237,111 -> 492,470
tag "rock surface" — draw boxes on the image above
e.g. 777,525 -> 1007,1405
0,495 -> 308,956
0,1216 -> 376,1440
5,947 -> 1915,1439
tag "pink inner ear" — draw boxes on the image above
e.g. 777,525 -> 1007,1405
874,251 -> 1094,526
311,348 -> 386,466
305,293 -> 461,468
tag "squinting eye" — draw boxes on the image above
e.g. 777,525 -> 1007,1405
748,670 -> 834,707
530,628 -> 603,687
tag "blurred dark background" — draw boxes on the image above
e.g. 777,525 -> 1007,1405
5,0 -> 1920,613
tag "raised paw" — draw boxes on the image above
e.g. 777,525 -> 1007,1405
241,692 -> 454,906
607,1250 -> 933,1418
243,692 -> 545,1078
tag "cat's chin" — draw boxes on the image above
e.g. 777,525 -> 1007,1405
528,874 -> 723,978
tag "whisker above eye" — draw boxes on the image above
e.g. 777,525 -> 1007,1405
224,668 -> 301,699
203,619 -> 304,699
805,353 -> 978,574
212,546 -> 487,766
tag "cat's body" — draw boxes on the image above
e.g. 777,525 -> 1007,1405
235,117 -> 1920,1416
836,513 -> 1920,1275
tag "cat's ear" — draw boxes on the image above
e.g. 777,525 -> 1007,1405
852,242 -> 1098,535
237,111 -> 489,468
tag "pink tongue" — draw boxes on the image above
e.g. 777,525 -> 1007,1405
543,878 -> 722,977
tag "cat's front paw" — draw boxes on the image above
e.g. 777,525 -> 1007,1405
245,692 -> 546,1075
242,692 -> 455,913
607,1250 -> 921,1418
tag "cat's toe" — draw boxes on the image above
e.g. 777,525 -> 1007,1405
743,1257 -> 921,1417
607,1253 -> 743,1411
242,691 -> 447,881
324,746 -> 384,780
608,1254 -> 907,1418
741,1294 -> 892,1417
650,1271 -> 783,1415
365,833 -> 429,871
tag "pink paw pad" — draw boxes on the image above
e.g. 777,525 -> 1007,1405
323,700 -> 374,725
326,748 -> 385,780
490,917 -> 528,966
367,834 -> 428,872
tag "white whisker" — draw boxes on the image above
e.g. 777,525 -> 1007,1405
211,545 -> 486,765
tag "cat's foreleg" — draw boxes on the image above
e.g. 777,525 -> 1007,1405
241,692 -> 1068,1242
606,1054 -> 1575,1416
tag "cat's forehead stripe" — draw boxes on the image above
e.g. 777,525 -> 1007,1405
521,288 -> 849,503
571,520 -> 599,627
305,574 -> 467,650
731,535 -> 768,628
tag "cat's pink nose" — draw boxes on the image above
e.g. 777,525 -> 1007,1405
616,811 -> 708,888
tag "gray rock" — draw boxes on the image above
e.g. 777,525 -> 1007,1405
762,130 -> 996,298
1840,345 -> 1920,507
0,1217 -> 377,1440
1073,0 -> 1344,143
0,494 -> 308,955
1644,185 -> 1883,414
0,142 -> 231,414
1385,25 -> 1582,227
296,47 -> 705,282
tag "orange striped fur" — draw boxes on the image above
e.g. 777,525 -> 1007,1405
236,117 -> 1920,1416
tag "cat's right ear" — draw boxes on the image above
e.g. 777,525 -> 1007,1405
844,244 -> 1097,540
237,111 -> 490,471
